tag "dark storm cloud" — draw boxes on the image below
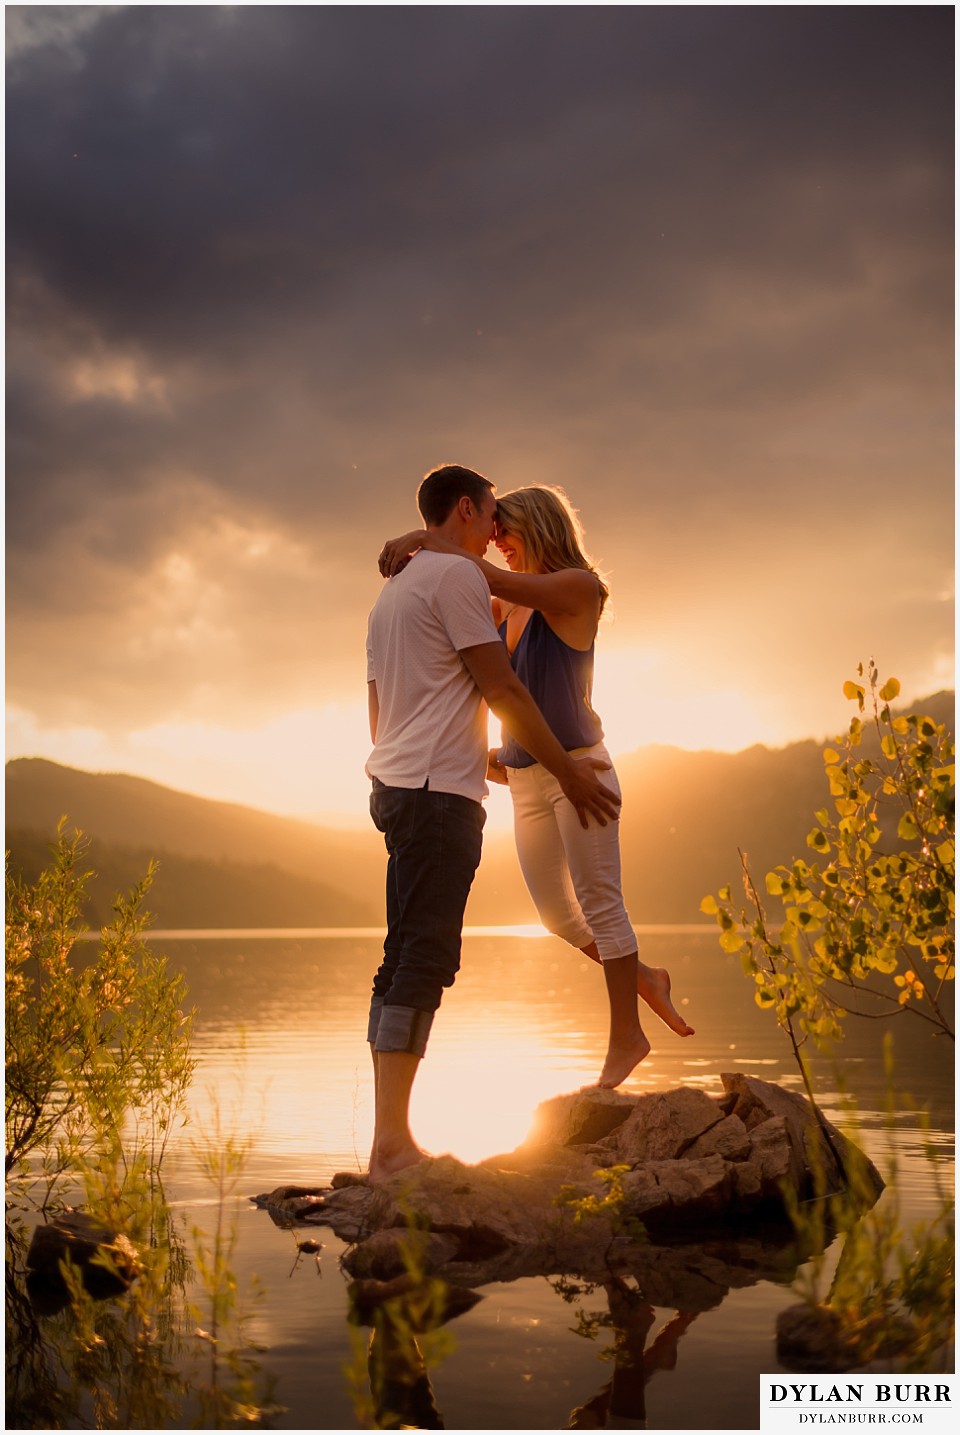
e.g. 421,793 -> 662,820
6,4 -> 954,726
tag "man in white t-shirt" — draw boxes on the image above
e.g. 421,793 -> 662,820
364,464 -> 620,1182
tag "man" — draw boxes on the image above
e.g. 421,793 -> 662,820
365,463 -> 620,1181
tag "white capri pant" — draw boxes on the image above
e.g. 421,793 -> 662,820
506,743 -> 637,960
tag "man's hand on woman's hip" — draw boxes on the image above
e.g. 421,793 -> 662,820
559,756 -> 621,829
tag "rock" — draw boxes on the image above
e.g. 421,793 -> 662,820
26,1210 -> 140,1306
617,1154 -> 734,1230
686,1112 -> 752,1162
729,1153 -> 764,1205
522,1088 -> 636,1149
343,1228 -> 461,1280
480,1144 -> 599,1184
252,1185 -> 329,1222
348,1273 -> 482,1329
721,1074 -> 883,1201
648,1153 -> 734,1219
606,1087 -> 727,1163
301,1183 -> 375,1242
745,1115 -> 806,1197
776,1302 -> 861,1371
605,1231 -> 805,1312
252,1077 -> 883,1299
366,1154 -> 605,1254
777,1300 -> 916,1372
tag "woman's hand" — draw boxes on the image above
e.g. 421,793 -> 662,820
486,748 -> 509,785
378,529 -> 430,577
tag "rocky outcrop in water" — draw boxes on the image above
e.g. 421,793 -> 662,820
252,1074 -> 882,1291
25,1210 -> 141,1315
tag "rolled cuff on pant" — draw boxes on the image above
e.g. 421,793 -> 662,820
366,996 -> 385,1045
373,1004 -> 434,1057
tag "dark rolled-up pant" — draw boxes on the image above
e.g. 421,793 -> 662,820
368,778 -> 485,1057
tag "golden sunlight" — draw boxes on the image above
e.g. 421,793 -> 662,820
593,646 -> 782,755
411,1029 -> 589,1164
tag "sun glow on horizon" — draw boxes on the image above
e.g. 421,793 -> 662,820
592,646 -> 784,756
7,643 -> 951,827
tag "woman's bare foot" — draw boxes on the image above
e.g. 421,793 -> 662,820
369,1140 -> 429,1184
597,1031 -> 651,1088
637,966 -> 694,1037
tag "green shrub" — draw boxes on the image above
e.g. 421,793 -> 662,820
702,666 -> 954,1369
5,825 -> 195,1198
702,663 -> 954,1063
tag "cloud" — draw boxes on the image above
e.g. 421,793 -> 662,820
5,5 -> 954,748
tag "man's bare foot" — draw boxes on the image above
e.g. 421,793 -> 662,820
331,1170 -> 371,1190
637,966 -> 694,1037
597,1031 -> 651,1088
368,1141 -> 429,1184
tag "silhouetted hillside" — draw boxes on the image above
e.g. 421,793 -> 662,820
6,690 -> 952,927
5,758 -> 383,920
5,828 -> 374,929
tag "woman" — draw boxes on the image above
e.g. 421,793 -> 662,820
379,485 -> 692,1087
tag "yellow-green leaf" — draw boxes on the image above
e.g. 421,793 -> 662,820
700,895 -> 719,916
843,681 -> 865,705
765,873 -> 784,896
879,678 -> 901,702
823,747 -> 840,765
720,929 -> 744,954
897,813 -> 919,841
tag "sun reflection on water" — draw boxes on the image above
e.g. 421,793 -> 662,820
163,929 -> 951,1197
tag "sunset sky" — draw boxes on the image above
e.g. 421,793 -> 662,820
5,4 -> 954,826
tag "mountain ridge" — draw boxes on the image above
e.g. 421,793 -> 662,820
6,689 -> 952,927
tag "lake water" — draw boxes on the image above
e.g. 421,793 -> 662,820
17,927 -> 954,1430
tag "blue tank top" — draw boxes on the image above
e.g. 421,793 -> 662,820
498,609 -> 604,768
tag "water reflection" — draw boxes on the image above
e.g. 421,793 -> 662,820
17,929 -> 945,1431
165,929 -> 952,1192
348,1275 -> 481,1430
337,1209 -> 821,1431
167,929 -> 804,1184
5,1206 -> 191,1430
568,1289 -> 698,1428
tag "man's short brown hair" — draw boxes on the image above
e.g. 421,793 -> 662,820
417,464 -> 495,526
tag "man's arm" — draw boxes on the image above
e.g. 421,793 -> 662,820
368,680 -> 379,742
379,529 -> 597,617
458,641 -> 620,828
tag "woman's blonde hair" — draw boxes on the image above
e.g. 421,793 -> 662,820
495,485 -> 610,614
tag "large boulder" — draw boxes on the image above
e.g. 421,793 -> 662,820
252,1076 -> 883,1288
521,1087 -> 635,1149
365,1153 -> 603,1254
344,1228 -> 461,1281
600,1086 -> 729,1163
721,1074 -> 884,1201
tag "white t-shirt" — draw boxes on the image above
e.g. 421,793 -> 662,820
365,550 -> 500,802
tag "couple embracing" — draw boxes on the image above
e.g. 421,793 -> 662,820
364,465 -> 692,1182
